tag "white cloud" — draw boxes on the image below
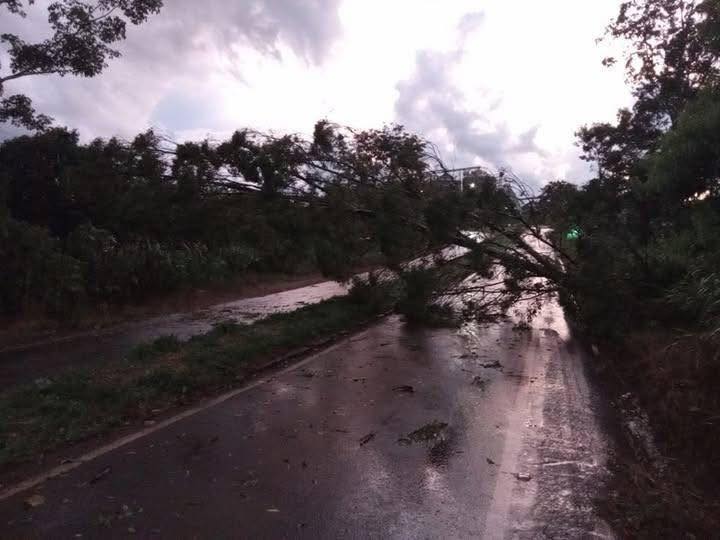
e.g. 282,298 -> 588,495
2,0 -> 631,186
394,0 -> 631,187
3,0 -> 343,138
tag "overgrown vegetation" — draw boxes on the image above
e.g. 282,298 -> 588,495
3,0 -> 720,533
0,289 -> 397,468
518,1 -> 720,534
597,332 -> 720,535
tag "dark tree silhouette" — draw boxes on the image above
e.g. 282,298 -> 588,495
0,0 -> 163,130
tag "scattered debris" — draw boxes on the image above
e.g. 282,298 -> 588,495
403,421 -> 448,444
428,437 -> 455,466
480,360 -> 503,369
359,432 -> 375,446
392,385 -> 415,394
24,494 -> 45,508
471,376 -> 486,388
515,472 -> 533,482
486,457 -> 497,465
88,466 -> 112,486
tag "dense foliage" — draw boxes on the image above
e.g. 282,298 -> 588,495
536,0 -> 720,339
3,0 -> 720,343
0,122 -> 465,318
428,0 -> 720,343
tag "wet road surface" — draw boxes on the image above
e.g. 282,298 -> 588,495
0,280 -> 348,388
0,297 -> 615,538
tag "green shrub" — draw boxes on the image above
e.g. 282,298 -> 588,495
0,215 -> 85,316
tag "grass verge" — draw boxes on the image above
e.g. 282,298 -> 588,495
595,331 -> 720,537
0,290 -> 397,470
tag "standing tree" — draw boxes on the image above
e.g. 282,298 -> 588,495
577,0 -> 720,180
0,0 -> 163,130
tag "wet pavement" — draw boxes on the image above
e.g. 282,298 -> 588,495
0,280 -> 348,388
0,298 -> 615,538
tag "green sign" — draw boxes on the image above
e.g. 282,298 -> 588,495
566,226 -> 582,240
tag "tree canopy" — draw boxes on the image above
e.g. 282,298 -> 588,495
0,0 -> 163,130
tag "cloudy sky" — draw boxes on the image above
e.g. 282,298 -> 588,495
4,0 -> 632,186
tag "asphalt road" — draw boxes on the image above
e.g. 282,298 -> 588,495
0,296 -> 615,539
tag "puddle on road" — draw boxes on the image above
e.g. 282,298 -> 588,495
397,421 -> 459,468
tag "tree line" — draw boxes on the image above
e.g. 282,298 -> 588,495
0,121 -> 478,317
4,0 -> 720,343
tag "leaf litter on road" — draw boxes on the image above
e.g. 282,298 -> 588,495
398,421 -> 449,445
479,360 -> 503,369
359,432 -> 375,446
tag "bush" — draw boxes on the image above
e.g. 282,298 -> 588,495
347,271 -> 399,312
665,266 -> 720,328
0,215 -> 270,318
396,268 -> 461,326
0,215 -> 85,316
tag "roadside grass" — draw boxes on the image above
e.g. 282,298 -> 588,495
597,331 -> 720,537
602,458 -> 720,538
0,291 -> 397,469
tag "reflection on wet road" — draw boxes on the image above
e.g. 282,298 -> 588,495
0,280 -> 348,388
0,298 -> 615,538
